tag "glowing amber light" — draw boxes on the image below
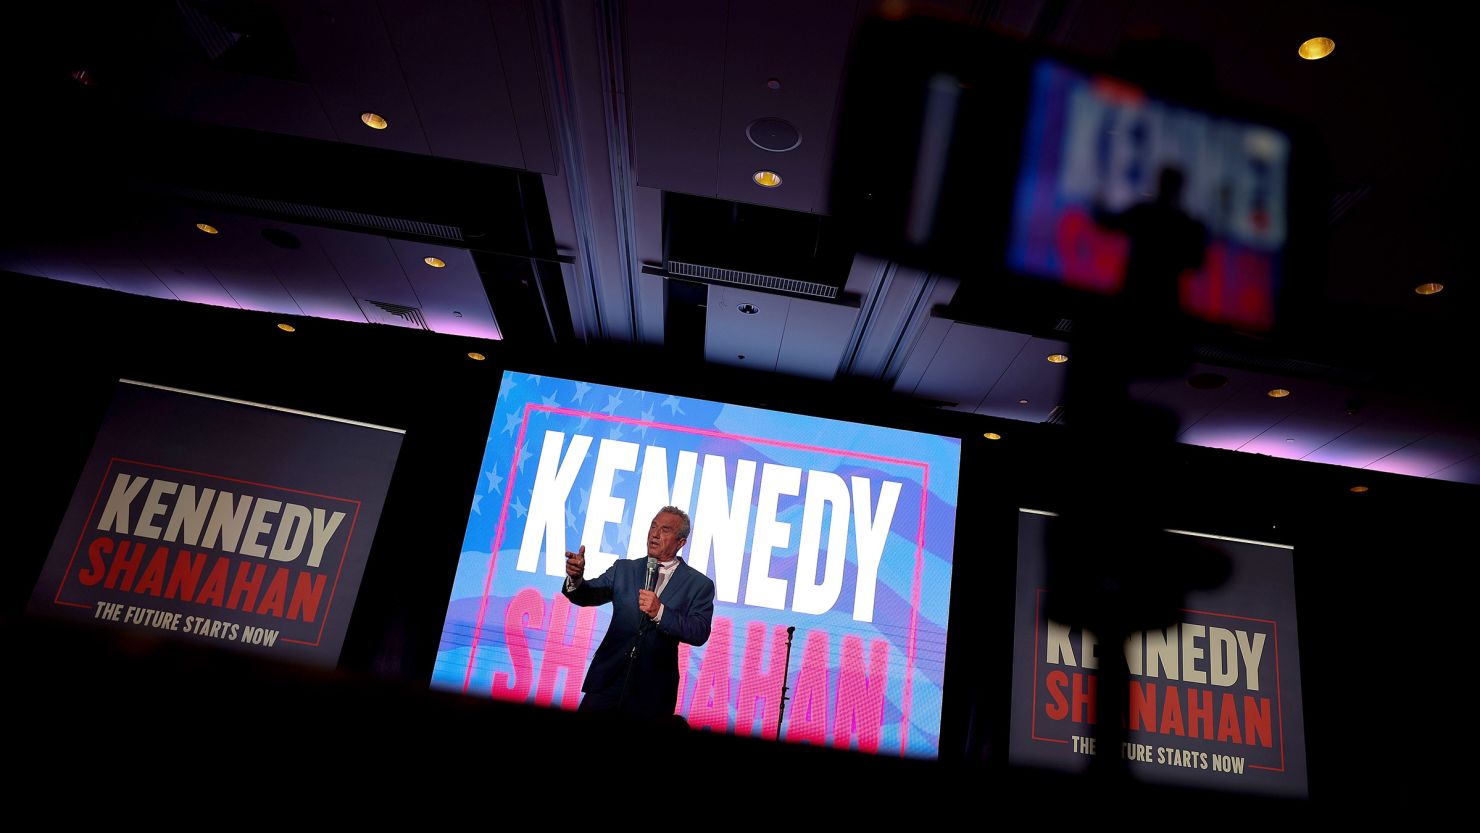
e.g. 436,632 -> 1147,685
752,170 -> 782,188
360,112 -> 389,130
1268,388 -> 1291,398
983,432 -> 1002,440
1350,485 -> 1370,493
196,223 -> 219,235
467,352 -> 486,361
1046,354 -> 1069,363
424,257 -> 446,268
1298,37 -> 1335,60
276,323 -> 296,333
1415,282 -> 1444,295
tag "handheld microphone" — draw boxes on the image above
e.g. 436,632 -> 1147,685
644,557 -> 658,592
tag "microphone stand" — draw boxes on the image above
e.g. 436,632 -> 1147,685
774,626 -> 796,741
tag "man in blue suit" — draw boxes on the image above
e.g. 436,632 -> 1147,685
563,506 -> 715,719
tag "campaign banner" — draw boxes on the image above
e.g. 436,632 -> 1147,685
1006,59 -> 1290,331
29,380 -> 404,667
433,371 -> 961,758
1009,510 -> 1307,797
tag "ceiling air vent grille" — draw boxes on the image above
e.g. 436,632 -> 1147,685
1045,405 -> 1068,425
364,299 -> 429,330
667,260 -> 838,300
159,186 -> 464,242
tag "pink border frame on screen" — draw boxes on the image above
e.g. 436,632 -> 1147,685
461,402 -> 935,757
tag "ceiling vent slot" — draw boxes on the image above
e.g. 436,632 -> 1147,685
1044,405 -> 1068,424
666,260 -> 838,300
363,299 -> 429,330
1054,318 -> 1074,332
155,185 -> 465,242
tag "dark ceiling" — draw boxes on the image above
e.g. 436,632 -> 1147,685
1,0 -> 1475,483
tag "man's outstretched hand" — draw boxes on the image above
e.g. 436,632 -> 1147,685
565,545 -> 586,581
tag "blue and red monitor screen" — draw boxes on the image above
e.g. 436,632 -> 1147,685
1007,60 -> 1290,331
432,371 -> 962,758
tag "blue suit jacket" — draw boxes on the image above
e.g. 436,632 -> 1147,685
563,556 -> 715,717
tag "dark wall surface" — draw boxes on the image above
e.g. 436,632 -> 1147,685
6,272 -> 1464,817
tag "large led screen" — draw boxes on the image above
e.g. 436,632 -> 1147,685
1009,510 -> 1307,797
433,371 -> 961,757
1006,60 -> 1290,331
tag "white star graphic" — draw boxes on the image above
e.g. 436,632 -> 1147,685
608,425 -> 623,440
572,381 -> 592,404
638,406 -> 655,437
471,493 -> 483,515
512,496 -> 528,518
579,487 -> 590,507
502,412 -> 521,436
542,393 -> 560,409
528,375 -> 543,387
662,395 -> 684,415
499,377 -> 518,401
484,469 -> 503,493
565,504 -> 576,530
577,415 -> 591,433
601,392 -> 623,416
517,444 -> 533,474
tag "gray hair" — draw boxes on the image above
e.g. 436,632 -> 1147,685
658,505 -> 691,540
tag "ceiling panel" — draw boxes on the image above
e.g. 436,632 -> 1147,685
1138,364 -> 1248,434
1177,372 -> 1302,450
380,0 -> 527,168
313,230 -> 420,310
487,0 -> 557,174
910,323 -> 1031,411
976,336 -> 1069,421
1303,421 -> 1426,470
387,240 -> 500,339
154,72 -> 338,143
1364,433 -> 1480,479
1238,383 -> 1364,460
776,298 -> 860,379
80,241 -> 176,301
259,235 -> 366,324
892,317 -> 953,394
1430,454 -> 1480,486
1,252 -> 109,290
278,0 -> 432,156
627,2 -> 728,194
175,213 -> 303,315
705,286 -> 788,371
712,0 -> 858,213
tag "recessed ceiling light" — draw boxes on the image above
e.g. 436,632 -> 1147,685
752,170 -> 782,188
1298,37 -> 1335,60
424,256 -> 446,268
1046,354 -> 1069,363
467,352 -> 486,361
738,303 -> 759,314
983,432 -> 1002,440
1018,398 -> 1029,405
196,223 -> 219,235
1349,485 -> 1369,493
1415,282 -> 1444,295
276,323 -> 296,333
1267,388 -> 1291,398
360,112 -> 389,130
